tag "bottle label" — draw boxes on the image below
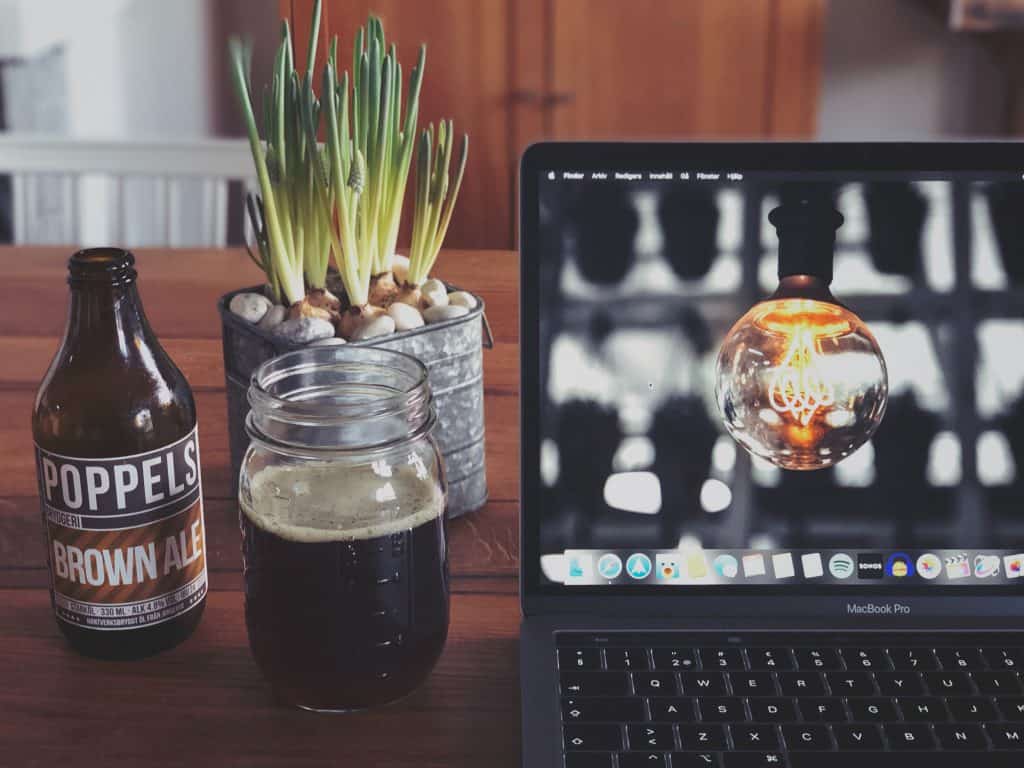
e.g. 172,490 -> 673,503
34,428 -> 207,631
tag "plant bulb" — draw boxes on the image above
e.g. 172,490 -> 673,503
715,200 -> 888,471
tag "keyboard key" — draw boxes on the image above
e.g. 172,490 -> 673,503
794,648 -> 841,670
681,672 -> 728,697
947,697 -> 998,722
564,724 -> 624,751
650,698 -> 697,722
721,754 -> 786,768
896,697 -> 948,722
678,724 -> 728,750
935,647 -> 985,670
888,648 -> 939,671
973,671 -> 1023,695
748,649 -> 794,671
824,672 -> 876,696
874,671 -> 924,696
798,698 -> 847,722
669,754 -> 719,768
700,648 -> 746,671
699,698 -> 746,722
987,723 -> 1024,749
840,648 -> 891,671
781,724 -> 833,750
565,753 -> 614,768
563,697 -> 645,723
997,697 -> 1024,720
635,671 -> 680,696
747,698 -> 797,723
934,723 -> 988,750
884,723 -> 937,750
620,755 -> 666,768
560,648 -> 602,670
562,671 -> 631,697
922,670 -> 974,696
982,647 -> 1024,670
786,754 -> 1021,767
778,672 -> 826,697
847,698 -> 898,722
607,648 -> 650,670
729,672 -> 778,697
730,724 -> 780,750
628,724 -> 675,751
833,724 -> 883,750
654,648 -> 698,672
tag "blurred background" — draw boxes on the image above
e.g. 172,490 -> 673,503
3,0 -> 1024,556
2,0 -> 1024,250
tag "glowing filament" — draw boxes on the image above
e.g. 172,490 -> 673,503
767,328 -> 835,426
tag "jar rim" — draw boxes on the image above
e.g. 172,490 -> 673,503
246,345 -> 434,452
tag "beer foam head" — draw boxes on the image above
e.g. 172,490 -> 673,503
242,462 -> 445,542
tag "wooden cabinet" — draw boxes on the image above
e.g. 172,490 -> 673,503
284,0 -> 825,249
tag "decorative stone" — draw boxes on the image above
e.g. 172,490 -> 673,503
273,317 -> 335,345
308,337 -> 347,346
447,291 -> 477,310
229,292 -> 272,324
353,314 -> 396,340
423,304 -> 470,324
257,304 -> 287,330
388,302 -> 425,331
392,254 -> 411,284
421,278 -> 449,308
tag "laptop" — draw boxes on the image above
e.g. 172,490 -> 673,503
518,142 -> 1024,768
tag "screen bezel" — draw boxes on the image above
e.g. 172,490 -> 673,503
519,141 -> 1024,619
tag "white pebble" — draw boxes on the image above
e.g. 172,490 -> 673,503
447,291 -> 477,310
420,278 -> 449,308
273,317 -> 335,344
229,292 -> 272,323
423,304 -> 470,324
388,302 -> 425,331
353,314 -> 396,340
392,254 -> 410,283
308,337 -> 347,346
257,304 -> 287,330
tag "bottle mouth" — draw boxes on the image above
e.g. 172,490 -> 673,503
68,248 -> 137,285
246,346 -> 435,454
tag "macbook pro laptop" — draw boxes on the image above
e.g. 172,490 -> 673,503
518,143 -> 1024,768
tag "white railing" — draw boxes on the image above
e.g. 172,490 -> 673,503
0,134 -> 256,247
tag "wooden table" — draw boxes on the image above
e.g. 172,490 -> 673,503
0,247 -> 522,767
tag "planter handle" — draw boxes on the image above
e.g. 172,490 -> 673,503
482,312 -> 495,350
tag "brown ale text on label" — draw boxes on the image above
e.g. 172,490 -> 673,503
36,429 -> 207,630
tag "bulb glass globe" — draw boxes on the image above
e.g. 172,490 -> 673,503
715,283 -> 887,471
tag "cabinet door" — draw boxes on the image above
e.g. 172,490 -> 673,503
285,0 -> 512,249
549,0 -> 823,139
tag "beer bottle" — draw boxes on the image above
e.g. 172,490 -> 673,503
32,248 -> 207,658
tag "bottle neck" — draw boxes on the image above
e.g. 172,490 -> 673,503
65,280 -> 150,350
62,248 -> 153,354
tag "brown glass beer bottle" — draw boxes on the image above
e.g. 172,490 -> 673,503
32,248 -> 207,659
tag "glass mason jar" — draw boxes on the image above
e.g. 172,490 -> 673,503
238,346 -> 449,712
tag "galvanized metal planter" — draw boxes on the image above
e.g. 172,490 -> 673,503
218,286 -> 490,518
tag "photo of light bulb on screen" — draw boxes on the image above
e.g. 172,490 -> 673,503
715,199 -> 888,470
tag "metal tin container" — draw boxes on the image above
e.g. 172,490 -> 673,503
218,286 -> 489,518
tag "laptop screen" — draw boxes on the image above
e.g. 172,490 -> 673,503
528,148 -> 1024,594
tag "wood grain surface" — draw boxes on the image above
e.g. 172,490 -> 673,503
0,247 -> 523,767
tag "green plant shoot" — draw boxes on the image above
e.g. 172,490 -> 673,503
406,121 -> 469,287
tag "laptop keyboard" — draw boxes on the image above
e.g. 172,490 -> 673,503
557,633 -> 1024,767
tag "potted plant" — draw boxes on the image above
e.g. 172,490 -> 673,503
218,0 -> 488,517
